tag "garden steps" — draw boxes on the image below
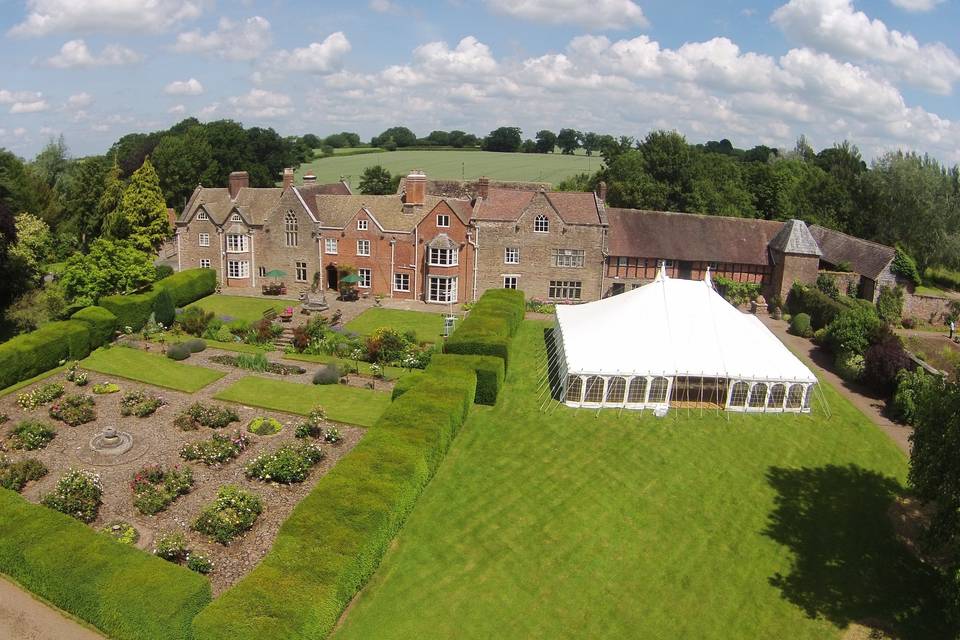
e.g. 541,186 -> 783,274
274,327 -> 296,349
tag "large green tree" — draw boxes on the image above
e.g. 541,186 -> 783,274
58,154 -> 111,247
9,212 -> 52,281
358,165 -> 396,195
557,128 -> 581,155
60,238 -> 157,305
535,130 -> 557,154
482,127 -> 522,152
113,158 -> 171,252
371,126 -> 417,148
152,127 -> 213,209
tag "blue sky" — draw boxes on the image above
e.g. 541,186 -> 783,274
0,0 -> 958,163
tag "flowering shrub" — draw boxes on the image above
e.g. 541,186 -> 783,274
65,361 -> 88,386
153,531 -> 188,562
525,298 -> 556,314
92,382 -> 120,394
16,383 -> 64,410
323,427 -> 343,444
49,394 -> 96,426
41,469 -> 103,522
0,456 -> 46,492
295,421 -> 321,439
247,416 -> 282,436
245,443 -> 325,484
187,553 -> 213,574
180,431 -> 250,466
99,520 -> 139,545
175,402 -> 240,430
193,484 -> 263,544
8,419 -> 56,450
132,464 -> 194,515
119,390 -> 165,417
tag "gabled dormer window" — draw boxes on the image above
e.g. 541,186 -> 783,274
357,219 -> 368,231
196,211 -> 208,221
534,214 -> 549,233
230,213 -> 242,223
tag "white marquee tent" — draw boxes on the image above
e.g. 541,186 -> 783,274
553,269 -> 817,413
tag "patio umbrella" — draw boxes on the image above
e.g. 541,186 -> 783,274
339,273 -> 361,284
264,269 -> 287,280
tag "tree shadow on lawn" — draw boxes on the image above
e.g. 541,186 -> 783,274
764,464 -> 954,639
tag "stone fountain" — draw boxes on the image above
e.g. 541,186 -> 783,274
76,425 -> 146,466
90,426 -> 134,456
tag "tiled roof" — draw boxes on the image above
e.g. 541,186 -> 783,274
400,177 -> 547,200
769,219 -> 821,256
178,186 -> 287,226
473,188 -> 536,221
313,194 -> 444,232
606,208 -> 784,265
809,225 -> 895,280
545,192 -> 603,225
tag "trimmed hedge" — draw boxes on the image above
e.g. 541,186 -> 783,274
155,268 -> 217,308
70,305 -> 118,347
0,321 -> 92,389
428,353 -> 505,405
192,366 -> 476,640
0,488 -> 211,640
100,287 -> 174,331
787,284 -> 845,330
445,289 -> 525,369
391,372 -> 425,400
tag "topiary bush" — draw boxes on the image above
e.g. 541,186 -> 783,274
185,338 -> 207,353
427,353 -> 505,405
155,268 -> 217,308
786,283 -> 845,329
166,343 -> 191,361
789,313 -> 812,337
70,306 -> 118,347
312,363 -> 341,385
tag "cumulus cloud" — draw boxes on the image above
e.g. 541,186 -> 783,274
9,0 -> 202,37
486,0 -> 649,30
173,16 -> 271,61
414,37 -> 498,76
47,39 -> 142,68
228,89 -> 292,118
268,32 -> 351,73
10,100 -> 49,114
890,0 -> 943,11
164,78 -> 204,95
168,104 -> 186,114
0,89 -> 42,104
66,92 -> 93,109
771,0 -> 960,93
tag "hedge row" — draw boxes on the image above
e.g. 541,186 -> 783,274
192,366 -> 477,640
70,305 -> 118,346
99,287 -> 174,332
428,353 -> 505,405
155,268 -> 217,308
787,284 -> 846,330
0,320 -> 92,389
445,289 -> 525,368
0,488 -> 211,640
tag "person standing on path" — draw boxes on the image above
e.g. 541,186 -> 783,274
951,320 -> 955,340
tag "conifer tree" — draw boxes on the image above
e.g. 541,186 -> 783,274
99,158 -> 127,240
114,157 -> 170,251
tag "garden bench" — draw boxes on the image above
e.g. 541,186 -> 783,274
262,308 -> 278,322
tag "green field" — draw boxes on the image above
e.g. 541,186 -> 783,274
296,149 -> 600,186
186,295 -> 288,323
214,375 -> 390,427
333,322 -> 949,639
82,347 -> 225,392
345,308 -> 447,344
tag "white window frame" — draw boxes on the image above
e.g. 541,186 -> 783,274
429,247 -> 458,266
504,247 -> 519,264
548,280 -> 582,300
324,238 -> 338,254
394,273 -> 410,292
196,210 -> 208,221
503,275 -> 518,289
357,239 -> 371,256
437,214 -> 450,227
428,276 -> 458,303
295,261 -> 307,283
358,268 -> 371,289
230,212 -> 242,223
552,248 -> 585,268
534,214 -> 549,233
200,259 -> 211,269
226,234 -> 248,253
357,219 -> 368,231
227,260 -> 249,279
284,211 -> 299,247
198,232 -> 210,247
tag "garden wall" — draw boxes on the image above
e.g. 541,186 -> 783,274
0,488 -> 211,640
904,293 -> 954,325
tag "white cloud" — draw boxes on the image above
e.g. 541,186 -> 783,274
771,0 -> 960,94
168,104 -> 186,114
268,32 -> 351,73
890,0 -> 943,11
198,102 -> 219,117
174,16 -> 271,61
47,39 -> 141,68
0,90 -> 42,104
486,0 -> 649,30
9,0 -> 202,37
164,78 -> 204,95
39,126 -> 56,135
10,100 -> 50,114
414,37 -> 498,76
66,92 -> 93,109
228,89 -> 292,118
369,0 -> 399,13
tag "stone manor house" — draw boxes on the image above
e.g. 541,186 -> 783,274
174,168 -> 904,305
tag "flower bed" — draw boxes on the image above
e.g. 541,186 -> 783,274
132,464 -> 194,515
209,353 -> 305,376
16,382 -> 64,410
247,416 -> 282,436
49,394 -> 96,426
245,443 -> 324,484
0,455 -> 46,491
41,468 -> 103,522
7,419 -> 56,450
193,485 -> 263,544
180,431 -> 250,466
120,390 -> 165,417
175,402 -> 239,431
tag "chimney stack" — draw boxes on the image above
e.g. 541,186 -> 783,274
477,176 -> 490,200
405,170 -> 426,206
598,181 -> 607,203
228,171 -> 249,198
282,167 -> 294,190
303,173 -> 317,185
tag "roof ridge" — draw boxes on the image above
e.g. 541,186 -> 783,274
810,224 -> 895,253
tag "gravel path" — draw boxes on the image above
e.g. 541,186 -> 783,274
0,576 -> 105,640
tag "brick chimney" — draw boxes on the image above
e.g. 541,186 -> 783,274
598,181 -> 607,203
477,176 -> 490,200
228,171 -> 249,198
282,167 -> 294,189
405,170 -> 426,206
303,173 -> 317,185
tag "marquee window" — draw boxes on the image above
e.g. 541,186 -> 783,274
295,261 -> 307,283
627,377 -> 647,403
534,215 -> 549,233
767,384 -> 786,408
324,238 -> 338,254
584,376 -> 605,403
504,247 -> 519,264
357,268 -> 371,289
198,233 -> 210,247
606,377 -> 626,403
748,383 -> 768,408
226,234 -> 248,253
429,247 -> 458,266
729,382 -> 749,407
548,281 -> 581,300
552,249 -> 584,268
648,377 -> 669,403
357,239 -> 371,256
285,212 -> 298,247
803,385 -> 813,409
565,376 -> 583,403
786,384 -> 804,409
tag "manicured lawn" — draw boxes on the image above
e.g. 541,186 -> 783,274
296,149 -> 599,185
185,294 -> 288,323
345,308 -> 447,343
213,376 -> 390,427
82,347 -> 225,392
333,322 -> 950,639
282,352 -> 408,380
158,332 -> 270,355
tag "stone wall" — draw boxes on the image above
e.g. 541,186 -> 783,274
904,293 -> 956,325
